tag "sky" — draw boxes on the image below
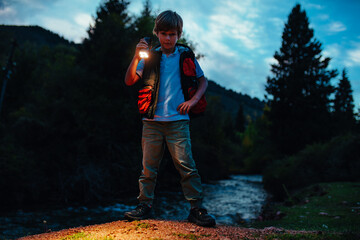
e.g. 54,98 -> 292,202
1,0 -> 360,111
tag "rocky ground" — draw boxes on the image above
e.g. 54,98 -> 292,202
18,219 -> 321,240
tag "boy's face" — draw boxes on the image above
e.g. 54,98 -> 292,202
156,29 -> 180,54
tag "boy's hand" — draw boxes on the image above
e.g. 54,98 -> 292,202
135,38 -> 149,59
177,98 -> 198,115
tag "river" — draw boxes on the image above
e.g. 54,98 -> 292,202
0,175 -> 268,239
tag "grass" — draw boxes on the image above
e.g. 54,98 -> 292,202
61,232 -> 114,240
135,221 -> 151,229
264,232 -> 356,240
172,233 -> 203,240
250,182 -> 360,234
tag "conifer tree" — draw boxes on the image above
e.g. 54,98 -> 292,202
334,68 -> 355,130
265,4 -> 337,154
132,0 -> 156,40
79,0 -> 133,79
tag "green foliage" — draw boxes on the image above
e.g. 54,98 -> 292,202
61,232 -> 88,240
190,96 -> 242,179
252,182 -> 360,235
132,0 -> 156,40
133,221 -> 153,230
265,233 -> 351,240
207,80 -> 264,121
263,133 -> 360,199
172,232 -> 204,240
239,106 -> 279,174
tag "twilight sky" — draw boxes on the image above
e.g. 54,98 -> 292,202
1,0 -> 360,111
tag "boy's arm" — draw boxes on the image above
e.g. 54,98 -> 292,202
177,76 -> 208,115
124,39 -> 148,86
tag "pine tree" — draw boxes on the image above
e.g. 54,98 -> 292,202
132,0 -> 156,40
333,68 -> 355,131
265,4 -> 337,154
79,0 -> 133,80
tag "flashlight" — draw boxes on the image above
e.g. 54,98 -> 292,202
139,37 -> 152,59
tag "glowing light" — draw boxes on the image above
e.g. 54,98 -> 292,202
139,51 -> 149,58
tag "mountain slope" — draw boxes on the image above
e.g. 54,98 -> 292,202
0,25 -> 73,46
207,80 -> 264,121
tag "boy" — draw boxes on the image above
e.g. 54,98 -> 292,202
124,10 -> 215,227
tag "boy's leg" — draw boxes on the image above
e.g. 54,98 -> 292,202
125,121 -> 165,221
164,120 -> 203,208
165,120 -> 216,227
138,121 -> 166,205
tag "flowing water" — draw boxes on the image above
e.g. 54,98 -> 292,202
0,175 -> 268,239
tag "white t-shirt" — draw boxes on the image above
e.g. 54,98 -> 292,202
136,46 -> 204,121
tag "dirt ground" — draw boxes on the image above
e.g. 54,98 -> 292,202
18,219 -> 317,240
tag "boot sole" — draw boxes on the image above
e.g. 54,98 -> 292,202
187,215 -> 216,227
124,212 -> 152,221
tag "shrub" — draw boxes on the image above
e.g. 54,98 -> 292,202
263,133 -> 360,199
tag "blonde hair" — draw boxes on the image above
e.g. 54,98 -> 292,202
153,10 -> 183,36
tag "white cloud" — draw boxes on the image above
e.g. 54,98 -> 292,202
205,1 -> 262,51
0,5 -> 14,16
323,43 -> 341,59
327,21 -> 346,33
317,14 -> 329,21
305,3 -> 323,10
345,43 -> 360,67
74,13 -> 92,28
41,17 -> 87,43
265,57 -> 276,68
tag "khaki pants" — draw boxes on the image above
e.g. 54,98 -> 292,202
138,120 -> 203,208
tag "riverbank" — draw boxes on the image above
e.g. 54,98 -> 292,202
18,219 -> 346,240
251,182 -> 360,234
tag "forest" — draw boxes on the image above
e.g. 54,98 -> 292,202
0,0 -> 359,211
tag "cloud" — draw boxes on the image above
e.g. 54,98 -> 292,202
265,57 -> 277,70
317,14 -> 329,21
345,43 -> 360,67
40,17 -> 87,43
323,43 -> 341,59
74,13 -> 92,28
305,3 -> 323,10
327,21 -> 346,33
211,0 -> 261,50
0,0 -> 57,25
0,5 -> 15,17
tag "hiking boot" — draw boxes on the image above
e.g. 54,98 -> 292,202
187,207 -> 216,227
124,203 -> 152,221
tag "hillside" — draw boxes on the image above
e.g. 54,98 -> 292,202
207,80 -> 264,121
0,25 -> 73,47
0,25 -> 75,67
